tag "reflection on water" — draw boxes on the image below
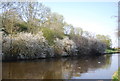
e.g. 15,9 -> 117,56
2,54 -> 118,79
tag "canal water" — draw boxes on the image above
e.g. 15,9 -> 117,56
2,54 -> 119,79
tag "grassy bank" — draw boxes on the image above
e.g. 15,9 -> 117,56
112,67 -> 120,81
105,49 -> 119,54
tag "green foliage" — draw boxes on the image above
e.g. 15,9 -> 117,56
41,27 -> 55,45
41,27 -> 65,45
96,34 -> 112,48
105,49 -> 118,53
14,22 -> 28,32
112,67 -> 120,81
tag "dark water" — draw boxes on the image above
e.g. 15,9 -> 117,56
2,54 -> 119,79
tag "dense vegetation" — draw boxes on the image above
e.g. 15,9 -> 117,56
0,2 -> 112,60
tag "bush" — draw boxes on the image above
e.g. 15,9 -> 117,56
41,27 -> 55,45
71,35 -> 106,55
89,39 -> 106,55
41,27 -> 65,45
2,32 -> 54,60
54,37 -> 77,56
2,32 -> 107,60
14,23 -> 28,32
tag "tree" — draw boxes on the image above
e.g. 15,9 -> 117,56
1,10 -> 21,34
46,13 -> 65,30
96,34 -> 112,48
64,24 -> 74,35
0,2 -> 51,34
74,27 -> 83,36
42,12 -> 65,39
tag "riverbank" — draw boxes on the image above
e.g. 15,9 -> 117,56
112,67 -> 120,81
104,49 -> 120,54
2,32 -> 107,61
104,52 -> 120,54
2,45 -> 118,61
2,53 -> 104,62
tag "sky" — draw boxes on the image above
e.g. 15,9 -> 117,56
42,2 -> 118,47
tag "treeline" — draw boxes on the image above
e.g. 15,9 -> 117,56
0,2 -> 112,60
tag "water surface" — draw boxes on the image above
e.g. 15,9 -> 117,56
2,54 -> 119,79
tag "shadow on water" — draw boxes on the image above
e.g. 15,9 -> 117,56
2,54 -> 112,79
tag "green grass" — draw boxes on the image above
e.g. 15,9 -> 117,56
105,49 -> 118,53
112,67 -> 120,81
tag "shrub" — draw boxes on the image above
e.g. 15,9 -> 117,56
41,27 -> 65,45
41,27 -> 55,45
2,32 -> 107,60
54,37 -> 77,56
71,35 -> 106,55
2,32 -> 54,60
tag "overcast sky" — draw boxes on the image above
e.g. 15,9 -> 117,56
43,2 -> 118,47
